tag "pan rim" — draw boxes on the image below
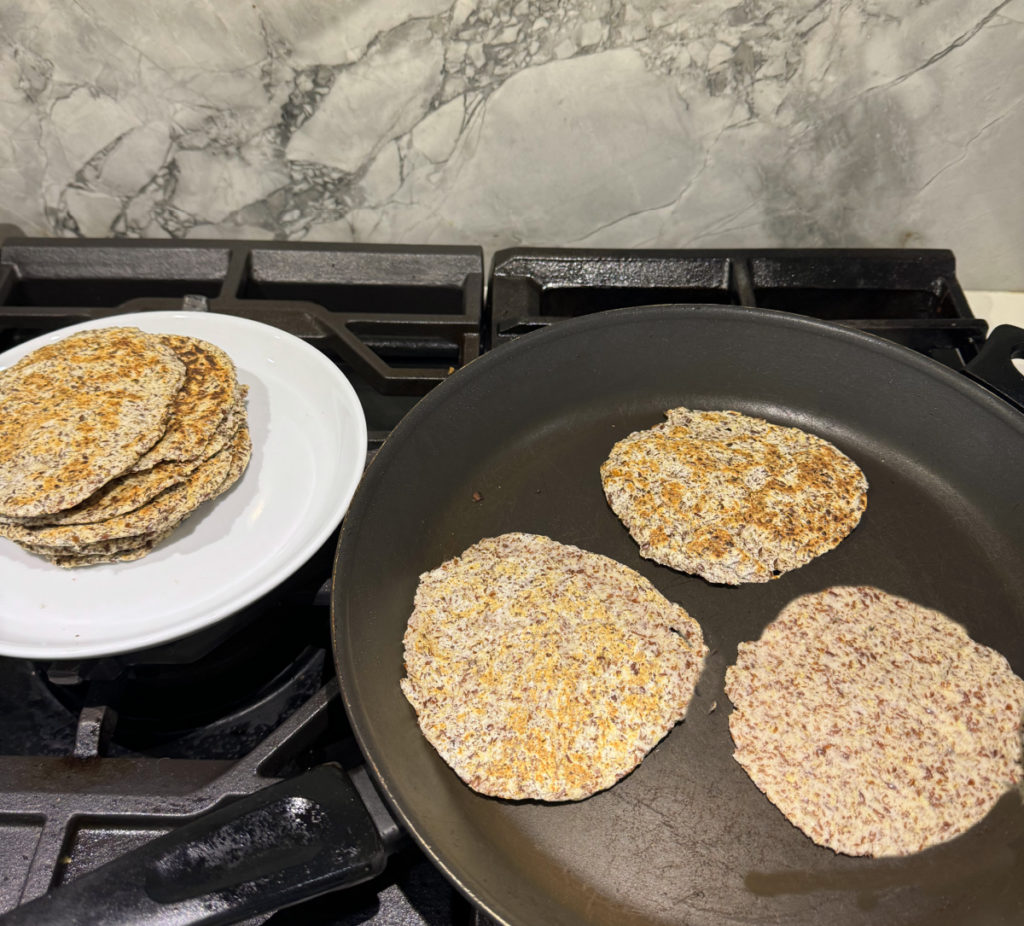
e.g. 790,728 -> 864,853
353,305 -> 1024,465
331,303 -> 1024,925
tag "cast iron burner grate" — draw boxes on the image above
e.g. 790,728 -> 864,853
0,231 -> 487,925
488,247 -> 985,372
0,234 -> 485,453
36,538 -> 337,759
0,234 -> 996,925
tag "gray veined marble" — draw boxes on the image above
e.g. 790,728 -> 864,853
0,0 -> 1021,288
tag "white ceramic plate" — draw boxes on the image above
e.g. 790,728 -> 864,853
0,312 -> 367,659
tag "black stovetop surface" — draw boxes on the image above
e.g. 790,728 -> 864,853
0,237 -> 989,925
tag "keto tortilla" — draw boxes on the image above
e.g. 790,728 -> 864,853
400,532 -> 708,801
725,586 -> 1024,856
601,407 -> 868,585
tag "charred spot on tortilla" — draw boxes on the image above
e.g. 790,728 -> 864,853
400,532 -> 708,802
600,407 -> 868,585
725,586 -> 1024,857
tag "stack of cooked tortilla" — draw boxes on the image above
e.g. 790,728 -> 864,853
0,326 -> 251,567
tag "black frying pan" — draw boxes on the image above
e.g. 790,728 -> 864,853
9,305 -> 1024,925
333,305 -> 1024,926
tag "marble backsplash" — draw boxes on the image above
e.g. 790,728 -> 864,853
0,0 -> 1021,289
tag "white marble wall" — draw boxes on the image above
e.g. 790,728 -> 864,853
1,0 -> 1021,289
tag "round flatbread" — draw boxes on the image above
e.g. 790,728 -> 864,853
17,530 -> 167,558
210,421 -> 251,503
16,426 -> 250,567
0,327 -> 186,519
400,532 -> 708,802
724,586 -> 1024,857
0,425 -> 250,551
600,407 -> 868,585
17,388 -> 247,528
191,386 -> 247,461
129,334 -> 238,470
38,529 -> 175,568
14,458 -> 204,527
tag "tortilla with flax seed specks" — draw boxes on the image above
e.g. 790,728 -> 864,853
0,425 -> 251,554
400,532 -> 708,802
23,528 -> 175,566
16,425 -> 251,567
0,327 -> 186,519
19,529 -> 170,558
600,407 -> 868,585
724,586 -> 1024,857
13,385 -> 249,528
128,334 -> 239,471
11,458 -> 206,528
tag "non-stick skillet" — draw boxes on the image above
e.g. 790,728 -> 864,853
7,305 -> 1024,926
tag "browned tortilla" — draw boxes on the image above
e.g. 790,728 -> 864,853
601,407 -> 868,585
0,327 -> 185,518
1,324 -> 252,566
1,423 -> 251,555
129,334 -> 238,470
401,532 -> 708,801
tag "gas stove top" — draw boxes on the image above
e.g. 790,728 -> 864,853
0,236 -> 995,924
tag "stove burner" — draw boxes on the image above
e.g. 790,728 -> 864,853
38,535 -> 337,757
0,235 -> 998,924
43,645 -> 330,759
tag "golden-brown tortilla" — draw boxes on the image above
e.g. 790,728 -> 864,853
0,327 -> 185,518
129,334 -> 238,470
401,532 -> 708,801
0,426 -> 250,552
601,407 -> 868,585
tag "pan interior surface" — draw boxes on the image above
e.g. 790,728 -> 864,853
333,306 -> 1024,926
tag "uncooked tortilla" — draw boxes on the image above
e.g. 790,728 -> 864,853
725,586 -> 1024,857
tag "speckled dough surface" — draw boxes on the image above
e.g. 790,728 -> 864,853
129,334 -> 238,470
193,387 -> 247,460
19,387 -> 248,528
19,425 -> 251,567
725,586 -> 1024,857
15,458 -> 205,528
0,327 -> 186,518
0,425 -> 251,553
400,532 -> 708,802
600,407 -> 868,585
35,529 -> 176,568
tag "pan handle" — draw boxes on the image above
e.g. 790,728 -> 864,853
964,324 -> 1024,411
0,764 -> 395,926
